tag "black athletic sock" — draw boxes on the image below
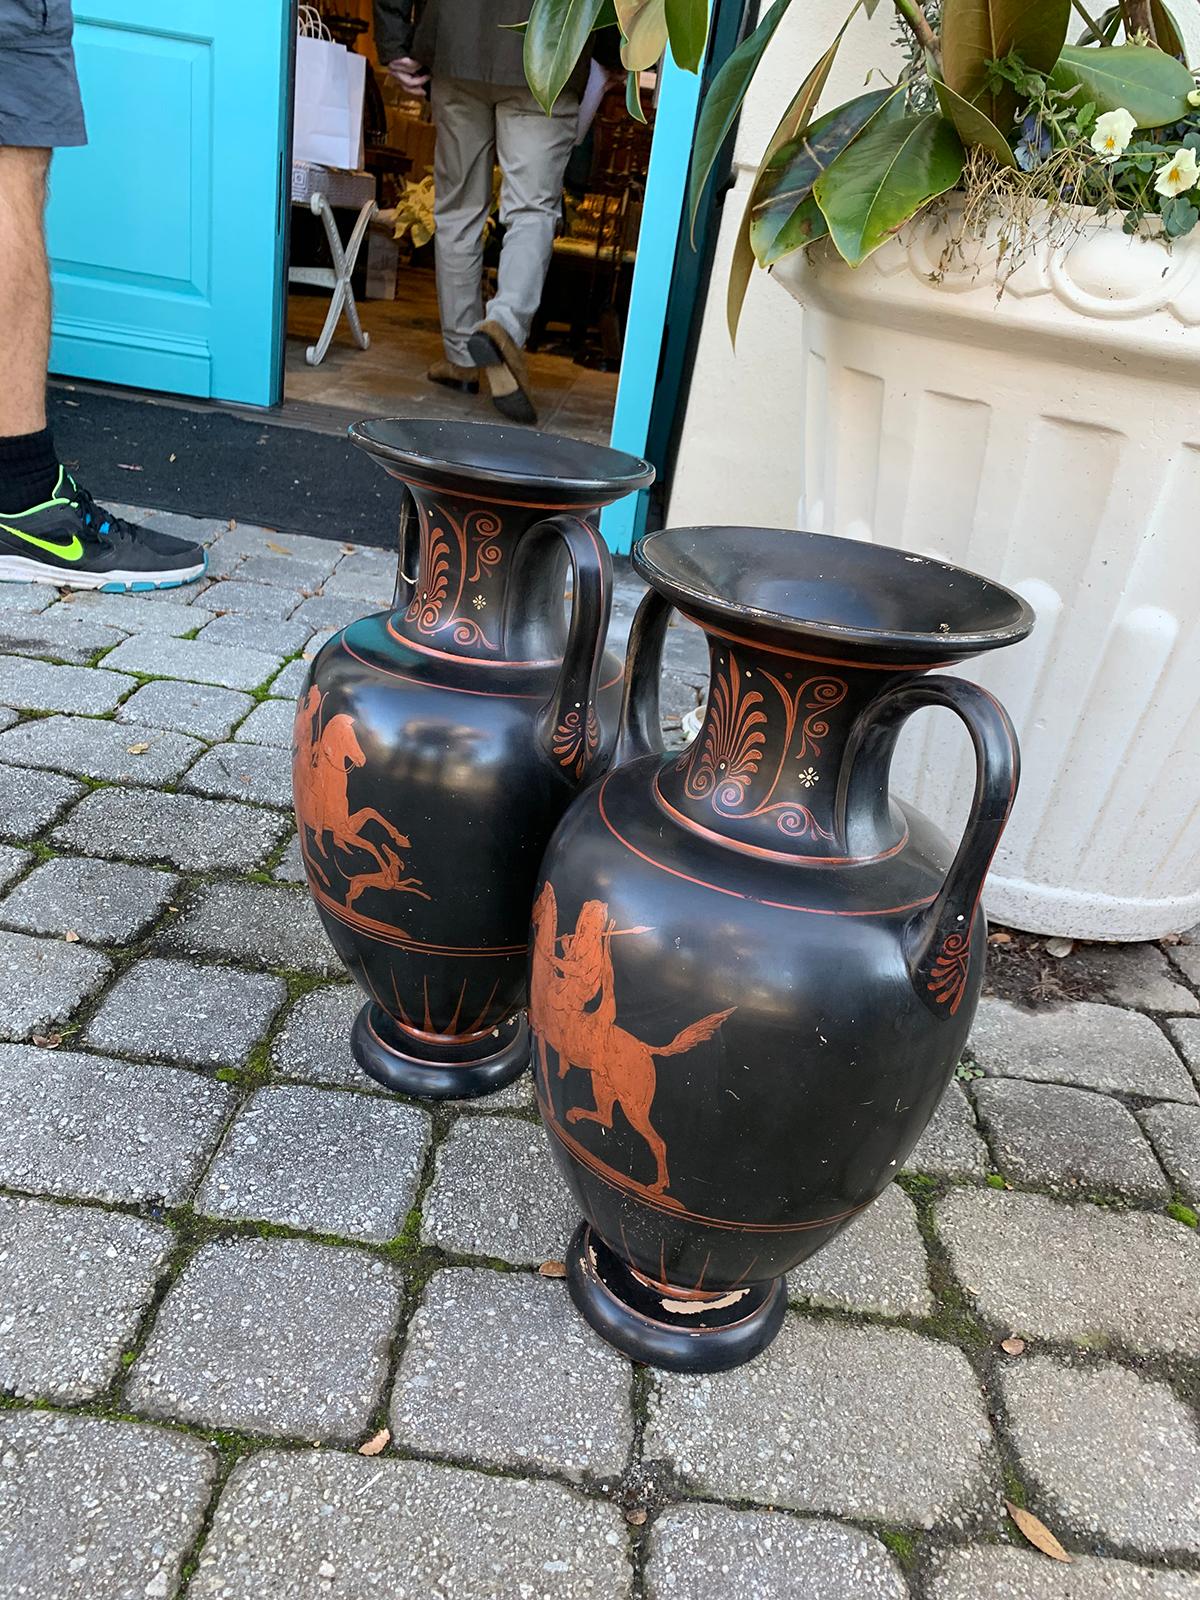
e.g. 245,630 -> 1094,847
0,427 -> 60,511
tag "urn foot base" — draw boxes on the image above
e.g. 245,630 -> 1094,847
565,1223 -> 786,1373
351,1003 -> 529,1101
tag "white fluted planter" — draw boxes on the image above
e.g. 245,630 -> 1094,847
775,207 -> 1200,940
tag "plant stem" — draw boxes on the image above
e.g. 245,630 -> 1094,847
1120,0 -> 1156,40
892,0 -> 941,66
1069,0 -> 1105,42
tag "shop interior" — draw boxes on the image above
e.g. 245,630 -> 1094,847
286,4 -> 657,445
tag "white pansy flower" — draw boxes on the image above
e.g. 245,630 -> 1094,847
1188,87 -> 1200,109
1154,147 -> 1200,197
1090,107 -> 1137,162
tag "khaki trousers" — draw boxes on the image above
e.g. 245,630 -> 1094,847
430,77 -> 578,365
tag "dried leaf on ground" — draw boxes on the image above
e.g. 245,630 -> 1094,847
169,452 -> 177,463
32,1033 -> 62,1048
266,540 -> 292,555
625,1507 -> 648,1526
126,742 -> 150,755
1045,937 -> 1074,959
538,1260 -> 568,1278
1006,1502 -> 1072,1562
358,1427 -> 390,1456
63,930 -> 80,944
228,519 -> 237,530
1000,1336 -> 1026,1355
988,930 -> 1013,945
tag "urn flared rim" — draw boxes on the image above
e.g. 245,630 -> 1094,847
349,417 -> 655,506
634,526 -> 1035,664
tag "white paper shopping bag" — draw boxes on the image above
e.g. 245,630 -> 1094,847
293,33 -> 367,171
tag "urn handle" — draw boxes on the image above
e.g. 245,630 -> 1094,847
840,676 -> 1021,1020
612,588 -> 674,765
535,515 -> 613,782
391,485 -> 420,609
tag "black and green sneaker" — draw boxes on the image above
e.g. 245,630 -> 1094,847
0,468 -> 207,591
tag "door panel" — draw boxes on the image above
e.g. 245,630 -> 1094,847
46,0 -> 293,406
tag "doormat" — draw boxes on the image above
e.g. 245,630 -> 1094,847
48,387 -> 400,549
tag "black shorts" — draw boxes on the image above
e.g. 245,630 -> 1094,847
0,0 -> 87,148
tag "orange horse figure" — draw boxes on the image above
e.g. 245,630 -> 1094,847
293,686 -> 428,910
531,882 -> 733,1196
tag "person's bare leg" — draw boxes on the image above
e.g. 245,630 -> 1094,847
0,147 -> 51,436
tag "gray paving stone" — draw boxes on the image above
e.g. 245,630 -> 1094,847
0,1410 -> 216,1600
233,695 -> 297,747
928,1546 -> 1200,1599
1168,943 -> 1200,990
392,1268 -> 633,1481
646,1317 -> 994,1526
49,590 -> 212,635
195,611 -> 314,656
0,714 -> 202,783
0,929 -> 111,1041
789,1183 -> 931,1318
189,1449 -> 631,1600
903,1078 -> 990,1179
52,786 -> 289,870
163,880 -> 337,972
973,1078 -> 1169,1200
322,564 -> 393,603
101,634 -> 281,690
1002,1357 -> 1200,1556
0,1195 -> 171,1401
0,707 -> 14,731
209,524 -> 338,564
199,578 -> 301,620
1166,1017 -> 1200,1079
237,550 -> 337,589
290,593 -> 372,632
0,845 -> 30,891
0,654 -> 133,713
197,1084 -> 430,1240
0,1044 -> 232,1203
182,739 -> 291,807
421,1115 -> 574,1264
267,655 -> 311,699
0,765 -> 84,841
86,956 -> 285,1067
1068,943 -> 1199,1013
0,856 -> 179,943
0,584 -> 51,612
115,677 -> 252,740
1139,1102 -> 1200,1206
128,1237 -> 403,1442
645,1505 -> 909,1600
273,831 -> 305,882
970,997 -> 1197,1102
936,1188 -> 1200,1356
0,610 -> 128,664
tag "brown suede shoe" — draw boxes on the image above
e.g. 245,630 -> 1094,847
428,359 -> 480,395
467,320 -> 537,425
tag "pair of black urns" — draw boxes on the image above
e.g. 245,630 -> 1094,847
292,419 -> 1033,1374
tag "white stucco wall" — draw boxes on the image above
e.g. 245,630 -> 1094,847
667,0 -> 901,528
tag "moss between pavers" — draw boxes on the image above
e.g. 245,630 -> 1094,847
1167,1199 -> 1199,1228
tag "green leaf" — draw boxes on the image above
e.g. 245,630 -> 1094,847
688,0 -> 794,237
942,0 -> 1071,127
621,1 -> 669,71
626,67 -> 647,121
1149,0 -> 1185,60
750,88 -> 900,265
524,0 -> 607,112
813,111 -> 965,266
665,0 -> 709,71
1161,193 -> 1199,236
934,78 -> 1018,164
727,191 -> 758,346
1050,43 -> 1195,127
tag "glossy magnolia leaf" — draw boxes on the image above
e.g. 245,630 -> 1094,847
1050,42 -> 1194,127
759,193 -> 829,266
688,0 -> 794,237
665,0 -> 708,71
1006,1502 -> 1073,1563
1150,0 -> 1185,58
626,67 -> 647,121
941,0 -> 1071,128
814,111 -> 965,267
934,78 -> 1017,165
621,0 -> 669,71
727,190 -> 758,345
524,0 -> 607,112
751,88 -> 900,266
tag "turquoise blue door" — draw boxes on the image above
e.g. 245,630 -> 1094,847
46,0 -> 293,407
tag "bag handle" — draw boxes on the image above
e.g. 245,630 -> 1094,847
535,516 -> 613,782
839,676 -> 1021,1019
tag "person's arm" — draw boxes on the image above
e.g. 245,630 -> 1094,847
373,0 -> 430,95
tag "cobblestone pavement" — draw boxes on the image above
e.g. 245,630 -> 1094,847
1,507 -> 1199,1599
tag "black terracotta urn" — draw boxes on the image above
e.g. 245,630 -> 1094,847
293,419 -> 652,1099
529,525 -> 1034,1370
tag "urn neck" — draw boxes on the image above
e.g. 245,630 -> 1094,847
655,630 -> 913,861
390,485 -> 583,664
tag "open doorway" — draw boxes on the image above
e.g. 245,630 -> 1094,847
283,4 -> 660,449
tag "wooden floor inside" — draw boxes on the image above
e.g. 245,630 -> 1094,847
285,271 -> 619,446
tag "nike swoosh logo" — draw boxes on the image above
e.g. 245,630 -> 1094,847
0,522 -> 84,561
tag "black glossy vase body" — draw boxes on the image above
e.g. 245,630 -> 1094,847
530,526 -> 1033,1370
294,419 -> 652,1099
